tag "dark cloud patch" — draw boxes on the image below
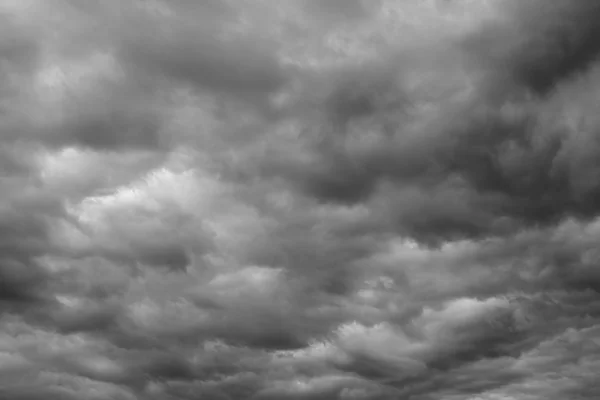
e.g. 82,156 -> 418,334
324,61 -> 408,125
221,327 -> 305,351
95,241 -> 192,272
294,153 -> 378,204
56,102 -> 163,151
0,13 -> 41,94
303,0 -> 371,21
0,387 -> 79,400
119,23 -> 288,101
0,258 -> 49,306
46,302 -> 120,335
468,0 -> 600,95
133,352 -> 196,382
273,6 -> 600,244
0,194 -> 64,307
135,244 -> 191,271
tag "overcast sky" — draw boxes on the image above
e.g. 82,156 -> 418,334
1,0 -> 600,399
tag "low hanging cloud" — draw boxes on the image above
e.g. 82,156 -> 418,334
1,0 -> 600,399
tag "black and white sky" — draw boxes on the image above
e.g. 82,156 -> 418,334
1,0 -> 600,399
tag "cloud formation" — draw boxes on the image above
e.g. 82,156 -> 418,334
1,0 -> 600,399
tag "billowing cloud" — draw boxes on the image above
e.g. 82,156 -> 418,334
1,0 -> 600,399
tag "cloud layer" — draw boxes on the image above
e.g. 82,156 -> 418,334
1,0 -> 600,399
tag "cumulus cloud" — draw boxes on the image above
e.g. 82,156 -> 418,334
1,0 -> 600,399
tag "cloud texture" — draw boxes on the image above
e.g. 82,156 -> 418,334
1,0 -> 600,398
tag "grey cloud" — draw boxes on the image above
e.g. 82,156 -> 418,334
120,31 -> 287,99
303,0 -> 371,21
110,0 -> 290,115
478,325 -> 600,400
440,217 -> 600,296
267,0 -> 600,244
43,300 -> 120,335
0,13 -> 41,94
322,298 -> 530,396
0,193 -> 65,307
466,0 -> 600,95
0,387 -> 78,400
3,0 -> 273,153
53,99 -> 164,151
95,241 -> 192,272
0,9 -> 144,152
2,0 -> 600,399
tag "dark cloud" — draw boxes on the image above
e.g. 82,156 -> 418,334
0,191 -> 65,307
1,0 -> 600,399
54,97 -> 164,151
303,0 -> 371,21
262,0 -> 600,246
468,0 -> 600,95
121,31 -> 287,98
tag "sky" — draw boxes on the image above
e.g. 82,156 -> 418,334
1,0 -> 600,399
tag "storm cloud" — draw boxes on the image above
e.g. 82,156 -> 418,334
1,0 -> 600,399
